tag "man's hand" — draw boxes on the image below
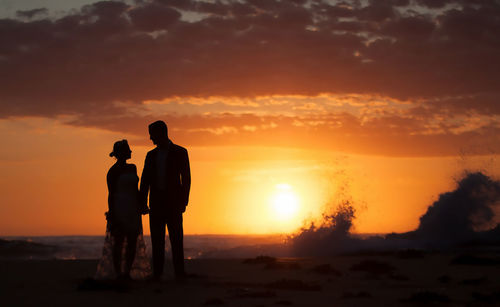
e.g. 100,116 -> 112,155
140,206 -> 150,215
137,194 -> 149,215
138,201 -> 150,215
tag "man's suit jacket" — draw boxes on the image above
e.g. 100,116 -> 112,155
140,142 -> 191,215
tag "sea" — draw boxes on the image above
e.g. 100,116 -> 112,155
0,235 -> 290,260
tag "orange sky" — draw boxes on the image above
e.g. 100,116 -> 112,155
1,116 -> 498,236
1,0 -> 500,235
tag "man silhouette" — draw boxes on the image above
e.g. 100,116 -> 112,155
140,120 -> 191,280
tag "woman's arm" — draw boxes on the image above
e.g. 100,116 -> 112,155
106,166 -> 117,219
130,164 -> 148,214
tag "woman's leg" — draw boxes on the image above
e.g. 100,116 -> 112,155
113,234 -> 124,278
124,234 -> 137,277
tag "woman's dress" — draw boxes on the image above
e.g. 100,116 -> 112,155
95,169 -> 151,280
110,170 -> 141,236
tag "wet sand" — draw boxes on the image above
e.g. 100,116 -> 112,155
1,251 -> 500,306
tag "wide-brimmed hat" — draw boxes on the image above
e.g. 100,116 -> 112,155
109,139 -> 130,157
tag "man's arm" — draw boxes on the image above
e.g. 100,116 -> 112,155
180,148 -> 191,211
139,153 -> 151,213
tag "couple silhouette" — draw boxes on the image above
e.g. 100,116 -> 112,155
95,120 -> 191,281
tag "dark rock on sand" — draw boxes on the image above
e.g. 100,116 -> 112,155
472,291 -> 500,304
243,255 -> 277,265
349,259 -> 396,277
341,291 -> 372,299
401,291 -> 451,303
460,276 -> 488,286
437,275 -> 452,284
450,254 -> 500,266
310,264 -> 342,276
266,279 -> 321,291
204,297 -> 225,305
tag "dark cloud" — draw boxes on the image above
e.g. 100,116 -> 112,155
416,0 -> 452,8
129,4 -> 181,31
359,1 -> 396,22
15,8 -> 48,19
381,16 -> 435,40
82,1 -> 129,17
0,0 -> 499,155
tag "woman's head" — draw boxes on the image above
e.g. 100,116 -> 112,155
110,139 -> 131,160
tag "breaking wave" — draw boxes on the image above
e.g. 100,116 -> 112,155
392,171 -> 500,247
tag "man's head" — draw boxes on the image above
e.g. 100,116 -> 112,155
148,120 -> 168,146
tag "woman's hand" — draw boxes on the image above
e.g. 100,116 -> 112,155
105,211 -> 114,221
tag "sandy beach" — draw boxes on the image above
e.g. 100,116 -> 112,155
2,250 -> 500,307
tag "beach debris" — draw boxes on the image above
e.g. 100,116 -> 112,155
340,291 -> 372,299
76,278 -> 130,292
236,289 -> 276,298
243,255 -> 300,270
344,249 -> 425,259
459,276 -> 488,286
228,287 -> 277,298
401,291 -> 451,304
341,250 -> 393,257
388,273 -> 409,281
265,261 -> 301,271
450,254 -> 500,266
310,264 -> 342,276
349,259 -> 396,277
396,249 -> 425,259
243,255 -> 277,265
472,291 -> 500,304
204,297 -> 225,305
437,275 -> 452,284
266,279 -> 321,291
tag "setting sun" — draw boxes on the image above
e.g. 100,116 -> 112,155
271,184 -> 300,221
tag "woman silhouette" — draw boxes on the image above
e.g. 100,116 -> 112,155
95,140 -> 150,280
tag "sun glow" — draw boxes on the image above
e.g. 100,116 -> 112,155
271,184 -> 300,220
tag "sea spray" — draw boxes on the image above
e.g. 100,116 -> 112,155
289,200 -> 357,256
287,161 -> 374,256
290,171 -> 500,256
391,171 -> 500,247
